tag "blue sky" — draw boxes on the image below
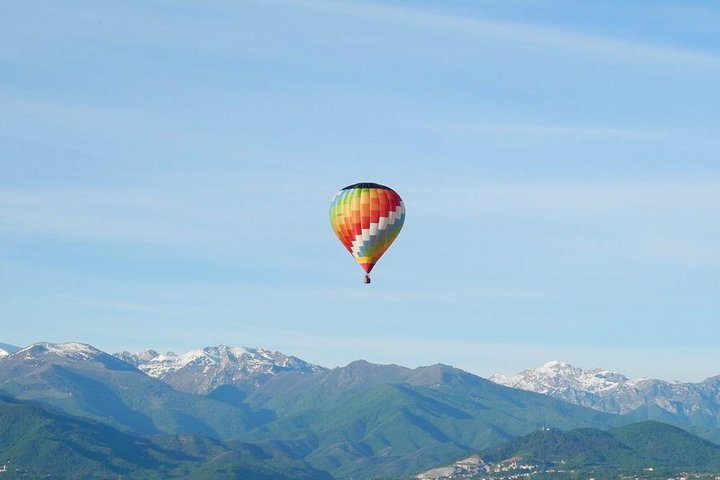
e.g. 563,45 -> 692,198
2,0 -> 719,381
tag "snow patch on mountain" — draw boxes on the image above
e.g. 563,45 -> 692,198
114,349 -> 160,368
0,343 -> 20,357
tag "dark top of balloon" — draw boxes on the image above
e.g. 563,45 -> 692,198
341,182 -> 394,191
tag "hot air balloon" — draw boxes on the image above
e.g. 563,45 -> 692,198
329,182 -> 405,284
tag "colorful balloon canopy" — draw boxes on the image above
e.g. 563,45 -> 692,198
329,183 -> 405,282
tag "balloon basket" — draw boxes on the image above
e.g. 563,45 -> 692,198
363,275 -> 371,284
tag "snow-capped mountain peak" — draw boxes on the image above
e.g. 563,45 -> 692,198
16,342 -> 106,361
491,360 -> 633,396
1,342 -> 137,372
539,360 -> 570,371
490,361 -> 716,417
114,345 -> 327,394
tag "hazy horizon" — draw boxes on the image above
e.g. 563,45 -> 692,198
1,337 -> 716,384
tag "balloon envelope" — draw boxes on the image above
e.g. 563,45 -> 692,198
329,183 -> 405,274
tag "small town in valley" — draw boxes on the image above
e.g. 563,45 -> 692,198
415,455 -> 720,480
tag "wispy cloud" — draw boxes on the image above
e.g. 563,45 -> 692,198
3,174 -> 720,271
424,122 -> 656,139
0,187 -> 214,244
411,176 -> 720,216
57,295 -> 160,313
286,0 -> 720,68
405,175 -> 720,270
278,285 -> 572,305
0,94 -> 254,157
0,169 -> 332,257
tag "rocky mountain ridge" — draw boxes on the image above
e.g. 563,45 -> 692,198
491,360 -> 720,425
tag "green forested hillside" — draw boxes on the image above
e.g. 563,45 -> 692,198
481,421 -> 720,471
610,421 -> 720,469
242,362 -> 619,478
0,394 -> 330,480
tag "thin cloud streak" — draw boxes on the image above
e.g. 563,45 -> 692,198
0,177 -> 327,247
0,187 -> 217,244
3,174 -> 720,271
286,0 -> 720,68
426,122 -> 657,139
0,94 -> 256,157
412,176 -> 720,216
55,295 -> 160,313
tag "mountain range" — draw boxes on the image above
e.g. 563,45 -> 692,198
2,342 -> 720,479
0,342 -> 617,479
491,360 -> 720,442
